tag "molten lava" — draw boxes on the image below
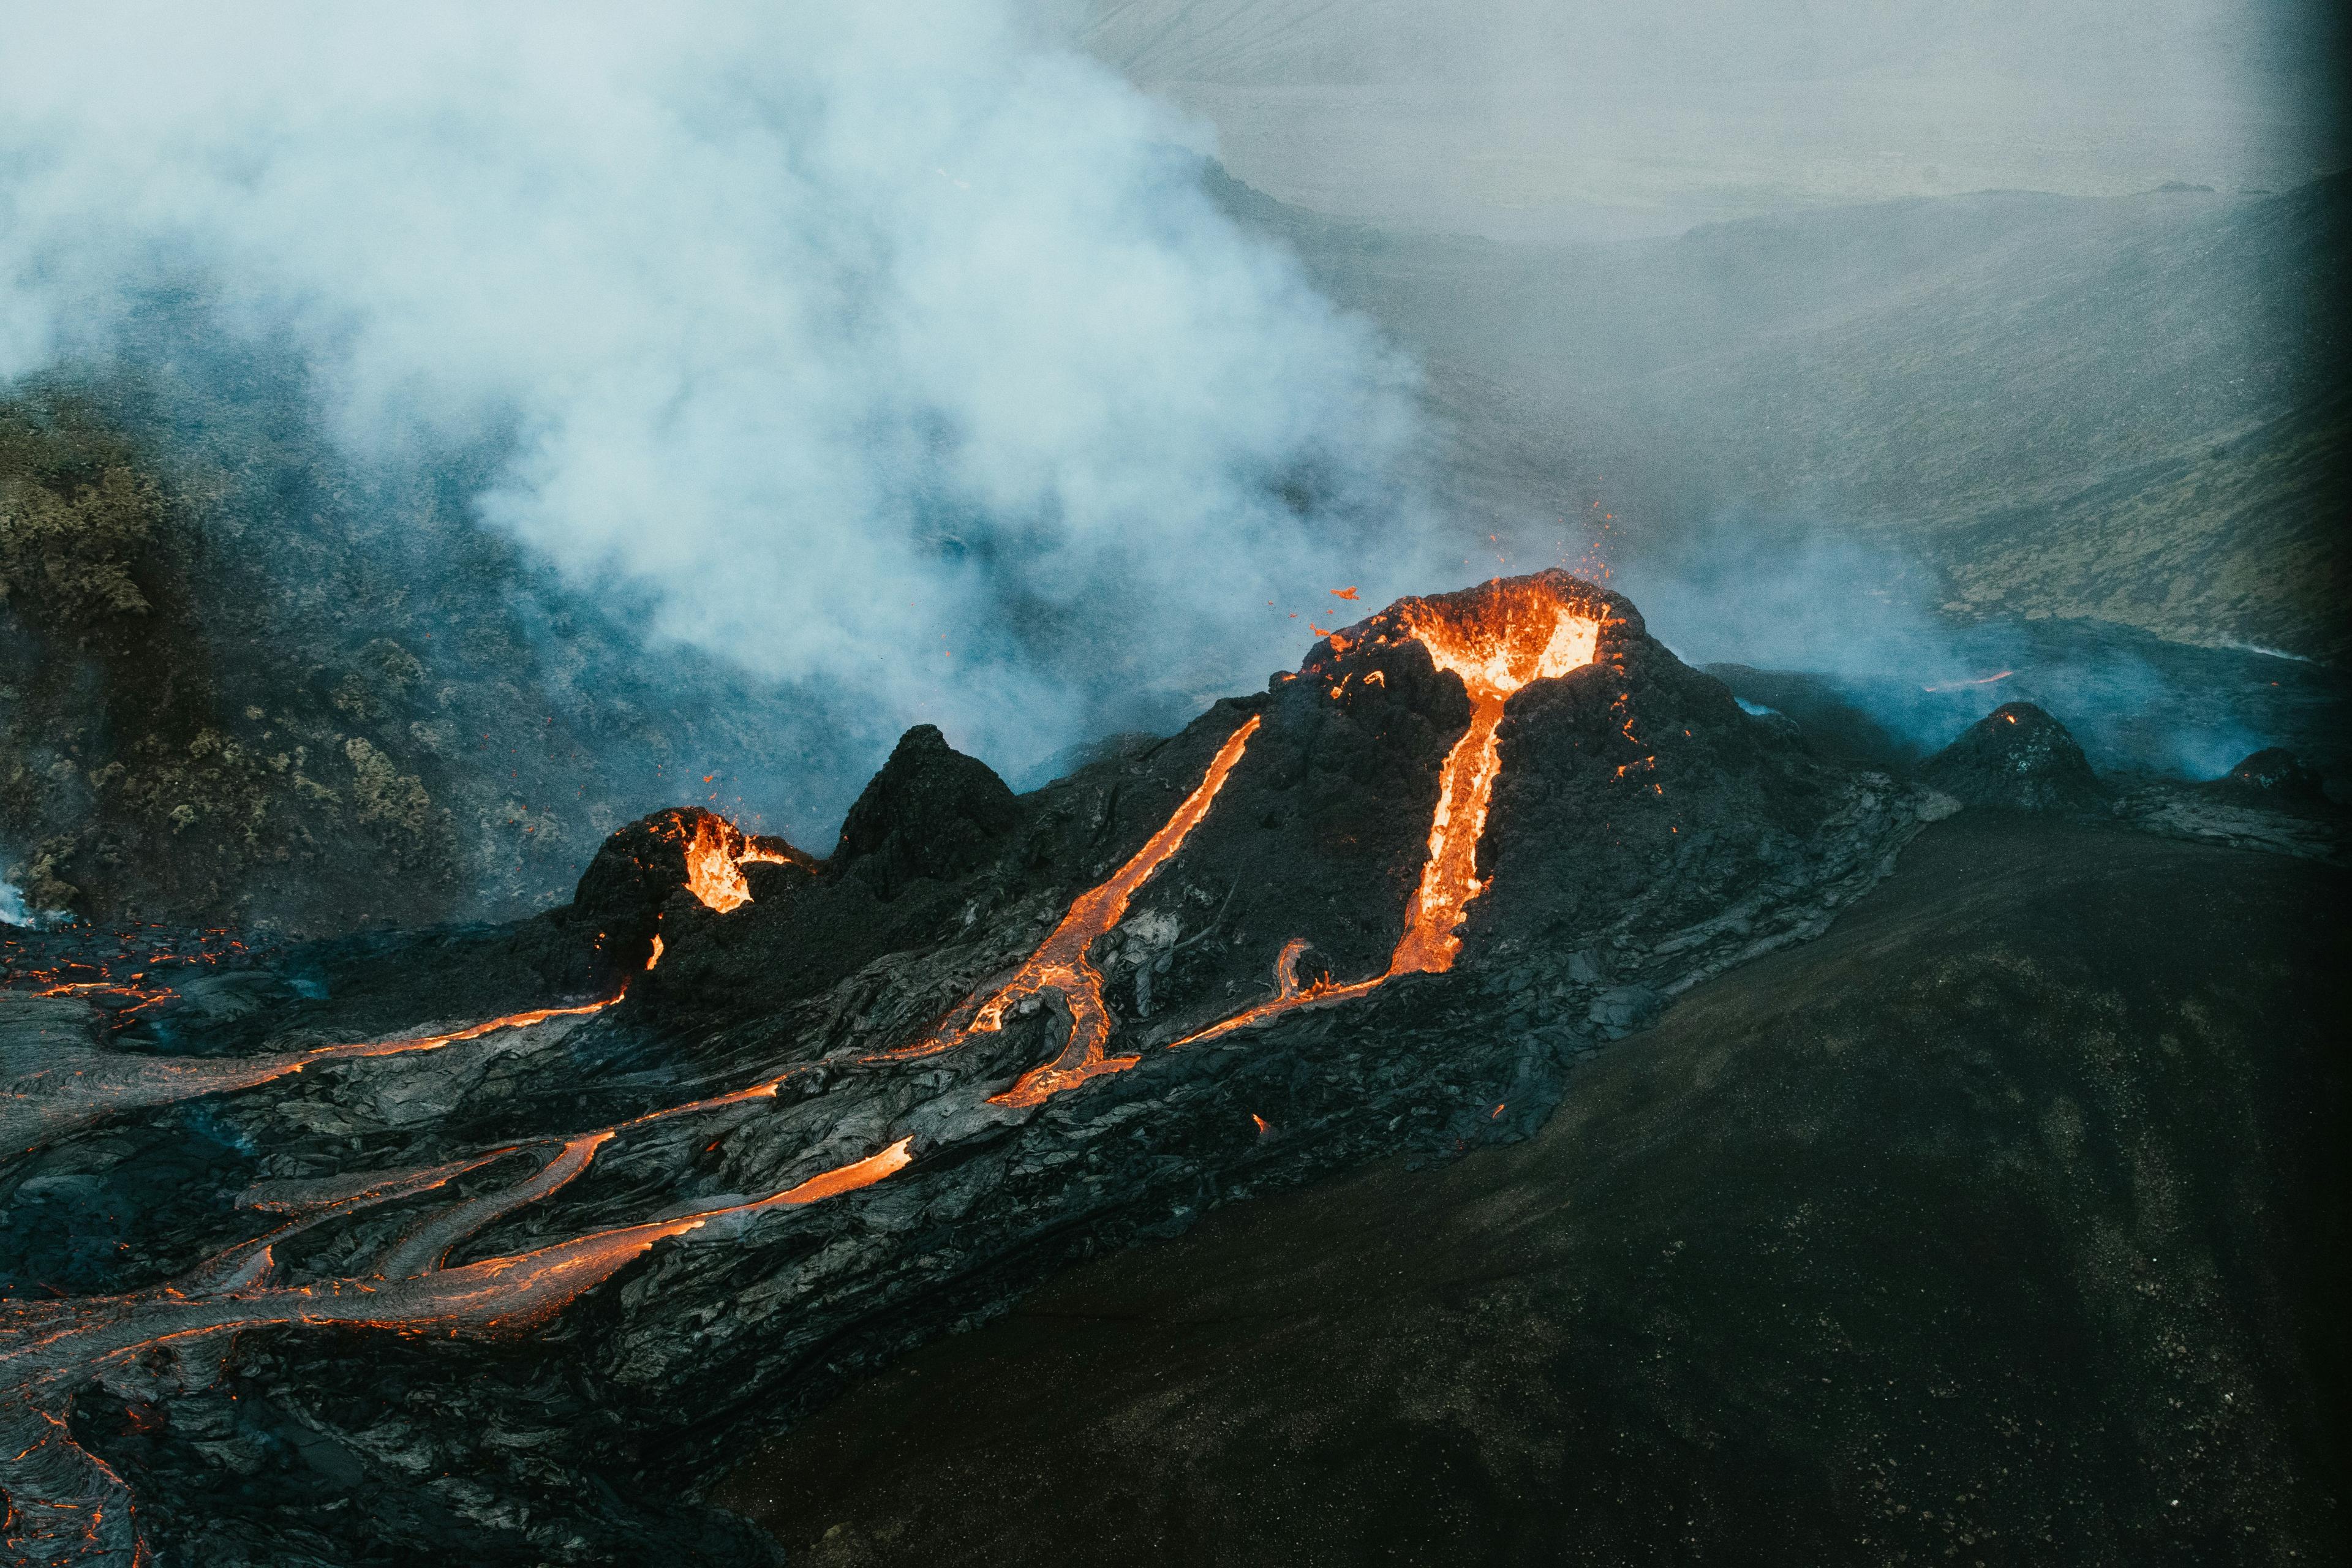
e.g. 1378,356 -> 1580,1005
683,814 -> 755,912
2,1039 -> 909,1564
1178,578 -> 1604,1047
875,715 -> 1262,1106
4,923 -> 258,1030
4,995 -> 626,1158
1921,669 -> 2016,693
677,813 -> 810,914
2,816 -> 900,1562
307,999 -> 619,1065
864,576 -> 1611,1090
1389,585 -> 1599,972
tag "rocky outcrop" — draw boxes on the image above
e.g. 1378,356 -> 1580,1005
1920,701 -> 2103,811
2217,746 -> 2329,807
832,725 -> 1019,898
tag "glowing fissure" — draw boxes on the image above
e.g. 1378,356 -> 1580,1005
1177,582 -> 1604,1048
873,715 -> 1262,1106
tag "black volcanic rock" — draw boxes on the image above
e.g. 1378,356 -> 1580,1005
2217,747 -> 2328,807
1919,701 -> 2102,810
832,725 -> 1020,899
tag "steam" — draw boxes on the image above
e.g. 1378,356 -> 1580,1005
1616,521 -> 2314,782
0,3 -> 1434,791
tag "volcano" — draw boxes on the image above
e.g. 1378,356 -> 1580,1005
7,569 -> 2328,1566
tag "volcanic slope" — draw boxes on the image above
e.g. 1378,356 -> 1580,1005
1,572 -> 1942,1566
717,812 -> 2350,1567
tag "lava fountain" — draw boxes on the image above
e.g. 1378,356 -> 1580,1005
680,814 -> 810,914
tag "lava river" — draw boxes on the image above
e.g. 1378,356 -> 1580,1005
876,573 -> 1619,1085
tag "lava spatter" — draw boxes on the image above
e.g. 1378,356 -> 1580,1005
680,813 -> 809,913
4,924 -> 261,1032
875,715 -> 1262,1106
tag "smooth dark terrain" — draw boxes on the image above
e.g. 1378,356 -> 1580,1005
717,814 -> 2350,1566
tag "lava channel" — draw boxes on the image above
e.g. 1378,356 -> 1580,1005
874,715 -> 1261,1106
1175,577 -> 1604,1047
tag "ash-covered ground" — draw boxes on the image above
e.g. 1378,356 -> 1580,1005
0,571 -> 2340,1566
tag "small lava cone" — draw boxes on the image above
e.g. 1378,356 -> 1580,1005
2216,747 -> 2331,808
1918,701 -> 2102,811
571,807 -> 813,978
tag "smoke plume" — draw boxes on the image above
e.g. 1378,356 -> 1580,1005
1616,518 -> 2323,783
0,2 -> 1435,799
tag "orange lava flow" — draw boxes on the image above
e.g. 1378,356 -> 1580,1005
3,1141 -> 918,1393
2,1127 -> 915,1562
874,715 -> 1262,1106
1920,669 -> 2015,693
375,1126 -> 906,1316
3,995 -> 625,1158
767,1136 -> 915,1204
1178,582 -> 1600,1048
304,997 -> 619,1066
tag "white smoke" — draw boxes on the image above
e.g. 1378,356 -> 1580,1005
0,2 -> 1435,779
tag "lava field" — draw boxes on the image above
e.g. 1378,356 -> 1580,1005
1,570 -> 2338,1566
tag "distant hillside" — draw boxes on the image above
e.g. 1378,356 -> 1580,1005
1208,168 -> 2350,660
1086,1 -> 2343,239
0,328 -> 858,933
